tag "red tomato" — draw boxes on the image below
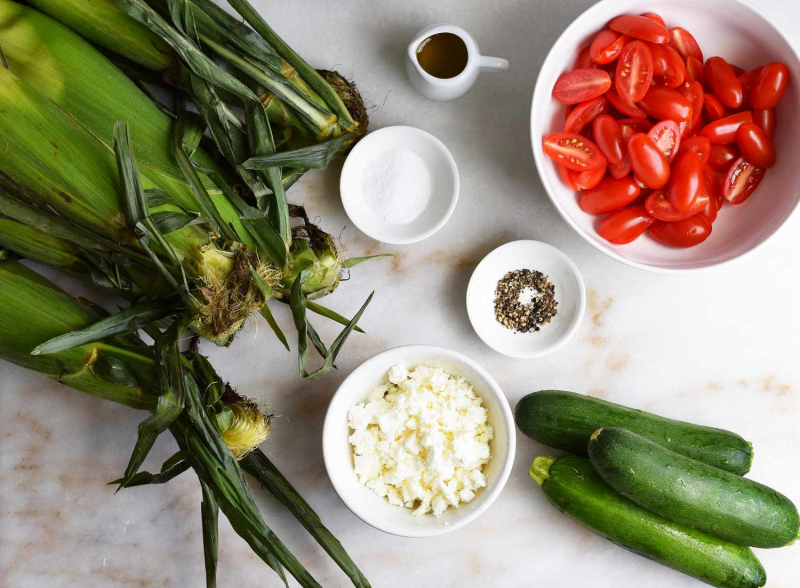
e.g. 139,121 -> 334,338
649,44 -> 687,87
686,57 -> 705,85
553,69 -> 612,104
565,96 -> 610,133
608,156 -> 632,178
615,41 -> 654,102
750,62 -> 790,110
628,133 -> 670,189
638,86 -> 692,121
645,189 -> 709,221
735,122 -> 776,168
590,30 -> 629,64
700,111 -> 753,144
543,132 -> 606,171
668,151 -> 703,212
558,164 -> 579,189
708,143 -> 740,172
570,162 -> 608,190
724,157 -> 766,204
702,194 -> 718,223
703,164 -> 723,212
592,115 -> 624,165
618,118 -> 655,135
647,120 -> 681,162
605,88 -> 648,118
580,176 -> 641,214
679,136 -> 711,166
650,215 -> 712,247
598,204 -> 655,244
642,12 -> 666,28
679,81 -> 704,132
609,15 -> 669,43
704,57 -> 743,109
737,67 -> 762,100
575,47 -> 597,70
753,108 -> 776,140
668,28 -> 703,62
702,93 -> 727,121
730,64 -> 746,77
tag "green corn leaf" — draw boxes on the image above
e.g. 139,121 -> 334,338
248,267 -> 290,351
191,353 -> 225,407
110,457 -> 190,488
0,42 -> 9,70
113,120 -> 147,231
151,210 -> 205,234
200,479 -> 219,588
243,133 -> 355,170
144,189 -> 174,208
305,301 -> 365,334
92,355 -> 142,388
341,254 -> 394,269
75,297 -> 146,347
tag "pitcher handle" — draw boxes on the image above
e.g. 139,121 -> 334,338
478,55 -> 509,73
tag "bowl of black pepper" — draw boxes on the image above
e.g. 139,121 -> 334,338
466,240 -> 586,359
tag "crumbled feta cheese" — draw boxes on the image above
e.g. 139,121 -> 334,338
347,364 -> 494,516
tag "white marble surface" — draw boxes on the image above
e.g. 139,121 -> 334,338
2,0 -> 800,586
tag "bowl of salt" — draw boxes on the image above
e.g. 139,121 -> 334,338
340,126 -> 459,245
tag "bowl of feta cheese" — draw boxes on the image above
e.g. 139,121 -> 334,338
322,345 -> 515,537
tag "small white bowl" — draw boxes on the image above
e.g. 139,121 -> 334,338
466,241 -> 585,359
340,126 -> 459,244
322,345 -> 515,538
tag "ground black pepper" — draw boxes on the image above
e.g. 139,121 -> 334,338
494,269 -> 558,333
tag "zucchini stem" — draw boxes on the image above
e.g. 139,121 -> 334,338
529,456 -> 556,486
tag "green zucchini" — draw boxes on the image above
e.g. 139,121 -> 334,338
530,455 -> 766,588
588,427 -> 800,548
515,390 -> 753,475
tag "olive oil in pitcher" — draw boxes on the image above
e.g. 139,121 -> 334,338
416,33 -> 468,79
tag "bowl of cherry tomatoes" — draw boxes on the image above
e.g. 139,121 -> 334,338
531,0 -> 800,272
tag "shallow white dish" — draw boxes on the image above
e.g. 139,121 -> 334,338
530,0 -> 800,272
466,240 -> 585,359
322,345 -> 515,538
340,126 -> 459,244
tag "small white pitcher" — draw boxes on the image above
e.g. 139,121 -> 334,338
405,24 -> 509,101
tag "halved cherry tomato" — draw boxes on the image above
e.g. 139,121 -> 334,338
609,15 -> 669,43
647,120 -> 681,162
615,41 -> 654,102
724,157 -> 766,204
575,46 -> 597,70
704,57 -> 743,109
686,57 -> 704,85
638,86 -> 692,121
628,133 -> 670,189
592,115 -> 624,165
618,118 -> 655,135
668,27 -> 703,62
605,88 -> 648,118
702,93 -> 727,122
668,151 -> 703,212
750,62 -> 790,110
590,30 -> 629,64
580,176 -> 640,214
679,136 -> 711,166
701,111 -> 753,144
565,96 -> 610,133
598,204 -> 655,244
735,122 -> 776,168
703,164 -> 723,212
708,143 -> 740,173
679,81 -> 704,132
645,188 -> 708,221
650,215 -> 712,247
558,164 -> 580,189
753,108 -> 776,140
543,132 -> 606,171
649,44 -> 687,87
553,69 -> 612,104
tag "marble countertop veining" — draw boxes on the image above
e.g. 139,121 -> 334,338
2,0 -> 800,587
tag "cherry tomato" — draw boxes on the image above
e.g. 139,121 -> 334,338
735,122 -> 776,168
668,151 -> 703,212
724,157 -> 766,204
592,115 -> 624,165
615,41 -> 654,102
647,120 -> 681,162
702,193 -> 718,223
553,69 -> 612,104
686,57 -> 705,85
704,57 -> 743,109
703,164 -> 723,212
580,177 -> 641,214
679,81 -> 704,132
753,108 -> 776,140
679,136 -> 711,166
558,164 -> 579,189
737,67 -> 762,103
750,62 -> 790,110
729,64 -> 746,77
544,132 -> 606,171
650,215 -> 712,247
628,133 -> 670,189
575,46 -> 597,70
642,13 -> 666,28
598,204 -> 655,244
645,188 -> 709,221
609,15 -> 669,43
638,86 -> 692,121
565,96 -> 610,133
649,44 -> 686,87
618,118 -> 655,135
668,27 -> 703,62
590,30 -> 629,64
570,162 -> 608,190
702,93 -> 727,122
708,143 -> 740,173
700,111 -> 753,144
605,88 -> 647,118
608,156 -> 632,179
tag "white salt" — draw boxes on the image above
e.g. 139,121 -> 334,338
361,148 -> 433,225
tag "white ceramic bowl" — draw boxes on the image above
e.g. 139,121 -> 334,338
340,126 -> 459,244
466,240 -> 586,358
531,0 -> 800,272
322,345 -> 515,537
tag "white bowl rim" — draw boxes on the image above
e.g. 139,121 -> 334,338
321,344 -> 516,537
340,125 -> 460,245
529,0 -> 800,274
